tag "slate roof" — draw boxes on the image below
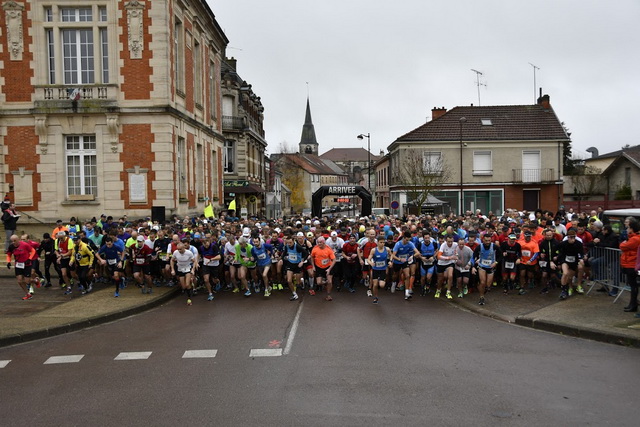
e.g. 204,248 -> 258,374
277,153 -> 347,176
320,148 -> 382,163
393,104 -> 570,144
589,144 -> 640,160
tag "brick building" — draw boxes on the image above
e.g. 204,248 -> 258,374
0,0 -> 229,221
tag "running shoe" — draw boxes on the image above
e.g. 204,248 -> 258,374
114,291 -> 120,298
29,285 -> 35,294
187,299 -> 192,306
232,287 -> 240,293
278,284 -> 284,290
367,290 -> 372,297
390,282 -> 397,293
290,294 -> 299,301
518,288 -> 526,295
373,297 -> 379,304
478,297 -> 485,306
463,286 -> 468,295
540,287 -> 549,294
568,287 -> 574,297
254,284 -> 261,293
244,289 -> 252,297
22,293 -> 33,300
87,284 -> 93,293
348,287 -> 355,294
325,295 -> 333,301
446,291 -> 453,300
264,288 -> 271,297
308,289 -> 315,296
64,288 -> 72,295
560,290 -> 568,300
434,290 -> 441,299
35,278 -> 42,288
575,285 -> 585,294
207,293 -> 214,301
44,280 -> 52,288
397,285 -> 405,292
405,289 -> 412,300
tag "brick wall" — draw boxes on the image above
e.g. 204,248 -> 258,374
4,127 -> 40,210
119,0 -> 154,100
119,124 -> 156,209
0,0 -> 34,102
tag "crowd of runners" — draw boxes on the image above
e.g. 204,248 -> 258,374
4,206 -> 640,313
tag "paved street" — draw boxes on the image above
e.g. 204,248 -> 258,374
0,288 -> 638,426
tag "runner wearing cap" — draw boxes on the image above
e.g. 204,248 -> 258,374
69,236 -> 95,295
127,235 -> 154,294
235,236 -> 256,297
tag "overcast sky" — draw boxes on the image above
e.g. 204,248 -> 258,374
209,0 -> 640,159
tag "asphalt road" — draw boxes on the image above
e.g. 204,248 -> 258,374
1,289 -> 638,426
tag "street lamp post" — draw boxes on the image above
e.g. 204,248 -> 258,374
357,133 -> 371,191
459,117 -> 466,215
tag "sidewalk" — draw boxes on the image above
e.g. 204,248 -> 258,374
448,284 -> 640,347
0,276 -> 178,348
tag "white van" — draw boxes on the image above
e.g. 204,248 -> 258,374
601,209 -> 640,234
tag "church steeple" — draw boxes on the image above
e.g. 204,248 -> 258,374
299,97 -> 318,155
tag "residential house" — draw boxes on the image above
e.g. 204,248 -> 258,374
0,0 -> 229,221
220,57 -> 267,217
373,154 -> 390,209
387,95 -> 569,215
319,147 -> 381,190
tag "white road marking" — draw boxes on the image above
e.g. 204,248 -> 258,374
114,351 -> 152,360
44,355 -> 84,364
249,348 -> 283,357
283,300 -> 304,355
0,360 -> 10,368
182,349 -> 218,358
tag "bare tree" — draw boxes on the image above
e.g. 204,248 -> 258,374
272,142 -> 306,213
571,165 -> 604,200
397,148 -> 451,208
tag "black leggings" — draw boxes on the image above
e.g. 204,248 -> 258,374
623,268 -> 638,308
76,266 -> 90,289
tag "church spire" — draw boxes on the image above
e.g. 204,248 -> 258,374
299,97 -> 318,155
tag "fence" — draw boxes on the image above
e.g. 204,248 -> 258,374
586,246 -> 629,303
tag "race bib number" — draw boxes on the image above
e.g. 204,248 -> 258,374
481,259 -> 492,267
258,253 -> 266,260
75,253 -> 82,261
522,250 -> 531,257
398,255 -> 408,262
423,259 -> 433,266
539,261 -> 547,268
288,254 -> 298,262
16,262 -> 25,269
108,259 -> 117,265
375,261 -> 386,268
505,262 -> 515,269
565,256 -> 576,263
159,253 -> 169,261
179,267 -> 191,274
135,258 -> 145,265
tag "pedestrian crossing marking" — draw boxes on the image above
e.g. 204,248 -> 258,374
0,360 -> 10,368
249,348 -> 283,357
44,355 -> 84,364
182,350 -> 218,358
114,351 -> 152,360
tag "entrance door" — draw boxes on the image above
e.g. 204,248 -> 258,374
523,189 -> 539,211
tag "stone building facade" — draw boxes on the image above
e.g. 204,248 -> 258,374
0,0 -> 229,221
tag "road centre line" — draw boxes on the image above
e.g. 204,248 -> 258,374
249,348 -> 283,357
115,352 -> 152,360
43,355 -> 84,364
283,300 -> 304,355
0,360 -> 10,368
182,350 -> 218,358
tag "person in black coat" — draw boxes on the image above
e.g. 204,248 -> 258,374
2,200 -> 20,252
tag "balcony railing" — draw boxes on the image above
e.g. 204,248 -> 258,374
222,115 -> 245,130
36,85 -> 117,101
512,168 -> 556,183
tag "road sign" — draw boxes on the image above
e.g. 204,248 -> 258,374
390,201 -> 399,210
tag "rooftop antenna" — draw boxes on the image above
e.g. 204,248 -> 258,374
471,69 -> 486,106
529,62 -> 540,104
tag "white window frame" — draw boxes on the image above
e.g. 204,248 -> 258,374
177,138 -> 187,198
65,135 -> 97,197
224,140 -> 235,173
174,17 -> 184,94
422,151 -> 443,175
473,150 -> 493,175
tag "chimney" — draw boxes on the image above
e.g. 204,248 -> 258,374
431,106 -> 447,120
537,89 -> 550,110
226,57 -> 237,71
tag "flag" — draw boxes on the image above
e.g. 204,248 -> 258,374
228,199 -> 236,212
68,88 -> 81,101
204,203 -> 214,219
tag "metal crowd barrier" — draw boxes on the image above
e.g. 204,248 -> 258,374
586,246 -> 627,303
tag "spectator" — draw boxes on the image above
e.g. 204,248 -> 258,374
620,221 -> 640,313
2,199 -> 20,252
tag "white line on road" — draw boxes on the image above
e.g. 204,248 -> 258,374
0,360 -> 10,368
249,348 -> 283,357
114,352 -> 152,360
283,300 -> 304,355
44,355 -> 84,364
182,349 -> 218,358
